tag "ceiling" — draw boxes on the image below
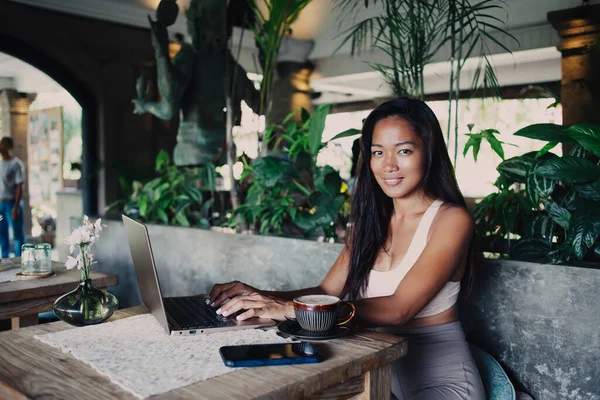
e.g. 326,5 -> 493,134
2,0 -> 597,104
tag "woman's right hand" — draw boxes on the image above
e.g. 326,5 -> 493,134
207,280 -> 259,308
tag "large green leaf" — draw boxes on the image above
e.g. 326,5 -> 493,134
482,129 -> 507,160
183,186 -> 203,203
535,142 -> 558,159
157,209 -> 169,224
252,156 -> 299,188
315,166 -> 343,196
561,188 -> 579,210
497,156 -> 534,183
282,110 -> 299,125
534,156 -> 600,183
529,214 -> 555,244
575,180 -> 600,201
567,212 -> 600,259
513,123 -> 576,144
155,150 -> 170,172
293,194 -> 345,233
526,161 -> 555,207
463,134 -> 483,162
139,197 -> 148,218
565,124 -> 600,157
509,237 -> 552,262
174,211 -> 190,227
308,104 -> 331,156
569,144 -> 589,159
328,128 -> 361,143
543,200 -> 571,229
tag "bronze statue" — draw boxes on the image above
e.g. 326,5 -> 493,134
133,0 -> 259,166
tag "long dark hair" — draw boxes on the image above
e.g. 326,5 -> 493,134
341,98 -> 475,300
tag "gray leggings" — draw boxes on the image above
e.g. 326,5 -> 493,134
380,321 -> 485,400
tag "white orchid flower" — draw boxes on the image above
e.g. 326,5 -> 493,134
64,216 -> 105,270
65,256 -> 79,270
94,218 -> 103,233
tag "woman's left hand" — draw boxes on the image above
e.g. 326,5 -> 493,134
216,293 -> 293,322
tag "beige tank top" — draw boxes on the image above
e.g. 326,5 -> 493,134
363,200 -> 461,318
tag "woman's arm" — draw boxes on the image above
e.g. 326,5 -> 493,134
260,246 -> 352,300
351,206 -> 474,328
207,247 -> 349,313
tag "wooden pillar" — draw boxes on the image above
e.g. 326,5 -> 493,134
0,89 -> 36,236
549,5 -> 600,154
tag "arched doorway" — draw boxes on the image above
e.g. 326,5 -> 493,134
0,34 -> 98,217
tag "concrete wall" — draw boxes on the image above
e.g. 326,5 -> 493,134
89,219 -> 342,309
91,219 -> 600,399
461,259 -> 600,400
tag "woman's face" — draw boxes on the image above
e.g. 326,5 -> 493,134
369,116 -> 427,199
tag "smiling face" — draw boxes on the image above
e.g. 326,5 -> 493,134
369,116 -> 427,199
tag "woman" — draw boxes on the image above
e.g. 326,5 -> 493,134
208,98 -> 485,399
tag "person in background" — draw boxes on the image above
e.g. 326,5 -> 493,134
0,137 -> 26,258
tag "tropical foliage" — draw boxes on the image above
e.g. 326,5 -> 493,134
473,123 -> 600,264
107,151 -> 216,228
463,124 -> 516,162
249,0 -> 312,116
229,104 -> 360,237
333,0 -> 517,164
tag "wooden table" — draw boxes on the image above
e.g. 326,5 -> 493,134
0,306 -> 407,400
0,259 -> 118,329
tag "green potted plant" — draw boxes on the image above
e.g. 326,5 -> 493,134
229,105 -> 359,239
107,151 -> 216,228
473,123 -> 600,264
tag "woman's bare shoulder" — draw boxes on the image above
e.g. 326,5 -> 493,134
435,203 -> 474,232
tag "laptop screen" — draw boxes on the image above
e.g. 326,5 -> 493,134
122,215 -> 171,334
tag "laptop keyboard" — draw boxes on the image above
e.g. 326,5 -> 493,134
163,296 -> 235,330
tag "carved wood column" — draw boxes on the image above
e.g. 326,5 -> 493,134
549,4 -> 600,151
0,89 -> 37,236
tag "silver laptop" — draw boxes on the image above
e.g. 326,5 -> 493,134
122,215 -> 275,336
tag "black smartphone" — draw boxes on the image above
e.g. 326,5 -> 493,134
219,342 -> 324,367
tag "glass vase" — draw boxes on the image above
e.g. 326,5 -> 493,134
53,267 -> 119,327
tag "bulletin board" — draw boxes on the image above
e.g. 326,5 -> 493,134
27,107 -> 63,207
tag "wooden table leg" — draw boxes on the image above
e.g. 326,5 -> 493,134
311,364 -> 392,400
350,364 -> 391,400
11,314 -> 38,330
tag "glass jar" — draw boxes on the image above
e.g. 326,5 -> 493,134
21,243 -> 52,275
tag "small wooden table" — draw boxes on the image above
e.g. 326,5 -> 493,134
0,259 -> 118,329
0,306 -> 407,399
